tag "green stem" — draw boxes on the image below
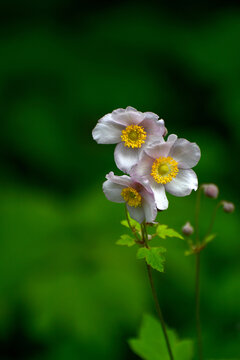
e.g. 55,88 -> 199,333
143,223 -> 174,360
195,185 -> 203,245
195,252 -> 203,360
205,201 -> 222,238
125,205 -> 141,242
194,185 -> 204,360
142,223 -> 149,246
146,265 -> 174,360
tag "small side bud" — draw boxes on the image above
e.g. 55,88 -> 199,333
203,184 -> 219,199
222,201 -> 235,213
182,222 -> 194,236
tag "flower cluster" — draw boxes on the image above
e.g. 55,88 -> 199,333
92,106 -> 201,223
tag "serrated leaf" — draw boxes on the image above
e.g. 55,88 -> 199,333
137,247 -> 166,272
129,314 -> 193,360
203,233 -> 216,244
116,234 -> 136,247
121,218 -> 141,232
156,224 -> 183,240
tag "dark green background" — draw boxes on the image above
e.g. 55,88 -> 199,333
0,1 -> 239,359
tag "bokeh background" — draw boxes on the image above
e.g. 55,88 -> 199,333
0,1 -> 239,359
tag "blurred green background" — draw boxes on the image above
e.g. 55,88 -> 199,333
0,1 -> 239,359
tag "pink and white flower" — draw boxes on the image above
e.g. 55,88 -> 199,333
103,171 -> 157,223
131,134 -> 201,210
92,107 -> 166,173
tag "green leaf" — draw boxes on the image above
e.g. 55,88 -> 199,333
137,247 -> 166,272
156,224 -> 183,240
184,250 -> 194,256
129,314 -> 193,360
121,218 -> 141,232
116,234 -> 136,247
203,233 -> 216,244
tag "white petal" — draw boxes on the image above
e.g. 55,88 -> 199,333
130,175 -> 151,189
126,106 -> 138,112
165,169 -> 198,197
149,180 -> 169,210
167,134 -> 178,144
157,119 -> 165,125
144,134 -> 177,158
130,152 -> 153,177
92,121 -> 123,144
106,172 -> 131,187
127,204 -> 145,224
169,138 -> 201,169
144,134 -> 165,148
140,118 -> 162,136
143,111 -> 159,121
102,179 -> 125,203
144,142 -> 170,159
141,115 -> 167,138
112,107 -> 145,126
114,143 -> 140,173
141,189 -> 158,223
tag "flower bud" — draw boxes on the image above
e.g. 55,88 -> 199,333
182,222 -> 194,236
222,201 -> 235,213
203,184 -> 219,199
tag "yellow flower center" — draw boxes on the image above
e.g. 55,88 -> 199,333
151,156 -> 178,184
121,187 -> 142,207
121,125 -> 147,148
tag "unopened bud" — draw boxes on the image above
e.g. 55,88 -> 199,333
222,201 -> 235,213
182,222 -> 194,236
203,184 -> 219,199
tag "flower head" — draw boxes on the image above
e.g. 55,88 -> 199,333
203,184 -> 219,199
222,201 -> 235,213
182,221 -> 194,236
103,172 -> 157,223
131,134 -> 201,210
92,107 -> 166,173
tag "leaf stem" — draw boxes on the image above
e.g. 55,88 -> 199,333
143,222 -> 174,360
195,252 -> 203,360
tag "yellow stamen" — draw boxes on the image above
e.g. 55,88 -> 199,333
151,156 -> 178,184
121,187 -> 142,207
121,125 -> 147,148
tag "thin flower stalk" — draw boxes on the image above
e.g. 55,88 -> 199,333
194,186 -> 204,360
140,221 -> 174,360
